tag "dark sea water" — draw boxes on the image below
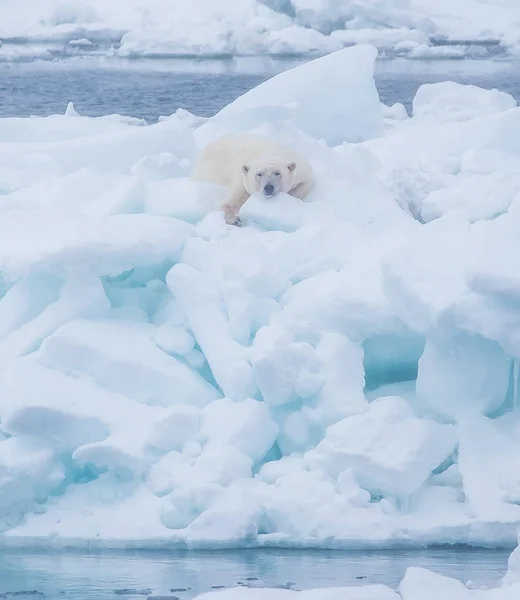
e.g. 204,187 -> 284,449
0,57 -> 519,120
0,547 -> 511,599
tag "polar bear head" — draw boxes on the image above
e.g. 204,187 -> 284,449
242,157 -> 296,198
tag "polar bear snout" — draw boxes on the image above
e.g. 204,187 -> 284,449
256,169 -> 286,198
263,183 -> 276,197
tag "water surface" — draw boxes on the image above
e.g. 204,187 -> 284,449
0,548 -> 511,599
0,58 -> 519,120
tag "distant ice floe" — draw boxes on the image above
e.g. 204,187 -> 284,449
1,0 -> 520,61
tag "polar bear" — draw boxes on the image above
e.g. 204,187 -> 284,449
191,133 -> 315,226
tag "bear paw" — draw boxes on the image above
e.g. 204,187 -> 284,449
224,211 -> 242,227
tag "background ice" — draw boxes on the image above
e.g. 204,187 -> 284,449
1,44 -> 520,549
2,0 -> 520,59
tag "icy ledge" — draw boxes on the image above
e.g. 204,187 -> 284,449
1,44 -> 520,548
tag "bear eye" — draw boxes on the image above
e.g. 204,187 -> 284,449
256,172 -> 262,178
274,171 -> 280,177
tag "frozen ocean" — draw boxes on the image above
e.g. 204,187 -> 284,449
3,0 -> 520,599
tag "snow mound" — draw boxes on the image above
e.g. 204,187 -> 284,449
2,0 -> 520,60
413,82 -> 517,123
195,44 -> 384,146
1,45 -> 520,549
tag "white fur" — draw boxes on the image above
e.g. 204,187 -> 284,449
191,134 -> 315,225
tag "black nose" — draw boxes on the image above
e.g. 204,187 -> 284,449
264,184 -> 275,195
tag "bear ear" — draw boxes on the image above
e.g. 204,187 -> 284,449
242,164 -> 250,174
287,162 -> 296,172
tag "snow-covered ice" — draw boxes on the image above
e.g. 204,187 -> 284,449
1,43 -> 520,550
194,44 -> 383,146
195,586 -> 400,600
2,0 -> 520,60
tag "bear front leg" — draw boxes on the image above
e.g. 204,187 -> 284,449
221,187 -> 250,226
289,179 -> 314,201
